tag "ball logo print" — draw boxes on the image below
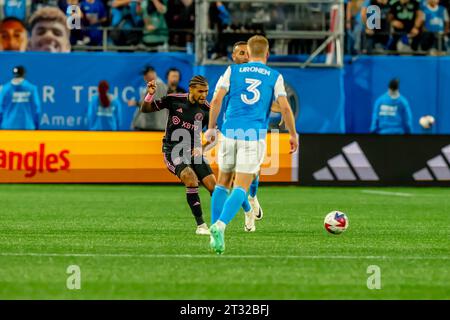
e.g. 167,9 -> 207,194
324,211 -> 349,235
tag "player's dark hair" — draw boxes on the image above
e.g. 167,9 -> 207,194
233,41 -> 247,52
389,78 -> 400,91
142,65 -> 155,76
189,75 -> 208,88
0,17 -> 26,29
166,68 -> 181,80
98,80 -> 110,108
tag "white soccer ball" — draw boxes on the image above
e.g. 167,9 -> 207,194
324,211 -> 349,235
419,115 -> 435,129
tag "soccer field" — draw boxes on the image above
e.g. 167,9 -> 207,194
0,185 -> 449,300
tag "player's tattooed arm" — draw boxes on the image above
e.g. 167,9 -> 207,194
140,80 -> 159,113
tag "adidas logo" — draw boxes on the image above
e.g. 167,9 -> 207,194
176,108 -> 183,113
313,142 -> 379,181
413,144 -> 450,181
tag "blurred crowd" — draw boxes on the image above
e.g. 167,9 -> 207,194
0,0 -> 196,51
347,0 -> 449,54
0,0 -> 449,55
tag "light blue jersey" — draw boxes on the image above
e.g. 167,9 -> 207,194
422,4 -> 449,33
3,0 -> 29,21
218,61 -> 286,140
0,79 -> 41,130
87,94 -> 122,131
370,92 -> 413,134
213,74 -> 229,132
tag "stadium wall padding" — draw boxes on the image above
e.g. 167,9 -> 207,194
0,52 -> 345,133
299,134 -> 450,186
1,53 -> 449,134
0,52 -> 195,131
344,56 -> 450,134
194,65 -> 346,134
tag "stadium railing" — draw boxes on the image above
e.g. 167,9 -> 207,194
194,0 -> 345,67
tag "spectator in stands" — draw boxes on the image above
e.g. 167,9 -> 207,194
131,65 -> 168,131
80,0 -> 107,46
142,0 -> 169,49
346,0 -> 365,54
0,66 -> 41,130
370,78 -> 413,134
28,6 -> 71,52
165,0 -> 194,50
110,0 -> 143,46
388,0 -> 423,51
209,1 -> 231,59
166,68 -> 186,94
361,0 -> 391,53
0,0 -> 31,22
87,80 -> 122,131
420,0 -> 449,52
0,17 -> 28,51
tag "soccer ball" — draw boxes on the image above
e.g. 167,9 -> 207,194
324,211 -> 349,235
419,115 -> 435,129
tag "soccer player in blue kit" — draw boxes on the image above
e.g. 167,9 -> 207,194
206,35 -> 298,254
212,40 -> 285,232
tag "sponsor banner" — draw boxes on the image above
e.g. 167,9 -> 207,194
0,131 -> 297,183
299,134 -> 450,186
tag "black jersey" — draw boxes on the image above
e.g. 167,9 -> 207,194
152,93 -> 210,153
389,0 -> 420,32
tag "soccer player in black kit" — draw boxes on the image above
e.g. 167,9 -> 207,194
140,75 -> 216,235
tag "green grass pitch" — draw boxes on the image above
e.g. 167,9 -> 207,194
0,184 -> 449,299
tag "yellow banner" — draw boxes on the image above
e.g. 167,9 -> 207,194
0,131 -> 298,183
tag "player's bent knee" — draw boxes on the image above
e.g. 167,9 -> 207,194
202,174 -> 216,192
180,167 -> 198,187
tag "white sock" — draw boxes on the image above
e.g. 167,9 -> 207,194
216,220 -> 226,231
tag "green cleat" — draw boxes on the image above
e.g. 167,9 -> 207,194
209,223 -> 225,254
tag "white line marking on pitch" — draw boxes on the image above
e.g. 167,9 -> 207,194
361,190 -> 413,197
0,252 -> 448,260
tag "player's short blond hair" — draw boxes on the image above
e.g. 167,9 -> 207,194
29,7 -> 69,34
247,35 -> 269,58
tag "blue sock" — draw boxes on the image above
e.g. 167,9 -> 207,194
242,197 -> 251,212
249,175 -> 259,198
211,185 -> 229,224
219,187 -> 247,225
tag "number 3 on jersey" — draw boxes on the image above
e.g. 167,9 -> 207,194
241,78 -> 262,105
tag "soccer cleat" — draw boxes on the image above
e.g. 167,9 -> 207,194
249,195 -> 264,221
244,211 -> 256,232
196,223 -> 210,235
255,206 -> 264,221
209,223 -> 225,254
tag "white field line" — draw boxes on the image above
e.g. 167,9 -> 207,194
0,252 -> 448,260
361,190 -> 413,197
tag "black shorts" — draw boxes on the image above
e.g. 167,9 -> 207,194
163,152 -> 213,181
